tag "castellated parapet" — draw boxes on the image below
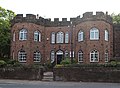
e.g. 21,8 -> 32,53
11,12 -> 112,26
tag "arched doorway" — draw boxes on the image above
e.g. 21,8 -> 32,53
56,50 -> 63,64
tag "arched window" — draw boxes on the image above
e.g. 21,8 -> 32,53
90,50 -> 99,62
33,51 -> 41,62
78,30 -> 84,42
105,50 -> 108,62
78,50 -> 83,62
19,29 -> 27,40
65,50 -> 69,58
34,31 -> 41,42
51,32 -> 55,43
90,28 -> 99,40
51,51 -> 55,63
56,31 -> 64,43
105,30 -> 108,41
65,32 -> 69,43
18,50 -> 27,62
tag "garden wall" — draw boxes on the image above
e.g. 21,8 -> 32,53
0,67 -> 43,80
53,67 -> 120,82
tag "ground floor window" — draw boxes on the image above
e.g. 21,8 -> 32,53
90,50 -> 99,62
18,50 -> 27,62
51,51 -> 55,63
105,51 -> 109,62
78,51 -> 83,62
33,51 -> 41,62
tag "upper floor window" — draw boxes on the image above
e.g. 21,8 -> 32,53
56,31 -> 64,43
50,51 -> 55,63
78,50 -> 83,62
18,50 -> 27,62
105,50 -> 108,62
78,30 -> 84,42
105,30 -> 108,41
90,50 -> 99,62
90,28 -> 99,40
51,32 -> 55,44
65,32 -> 69,43
19,29 -> 27,40
33,51 -> 41,62
34,31 -> 41,42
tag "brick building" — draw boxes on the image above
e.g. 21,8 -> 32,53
11,12 -> 117,64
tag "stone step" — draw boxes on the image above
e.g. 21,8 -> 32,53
42,72 -> 53,82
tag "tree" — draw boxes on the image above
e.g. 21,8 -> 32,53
111,13 -> 120,24
0,6 -> 15,58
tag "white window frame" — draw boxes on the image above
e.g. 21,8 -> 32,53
56,31 -> 64,43
65,32 -> 69,43
51,51 -> 55,63
33,51 -> 41,62
90,28 -> 99,40
51,32 -> 55,44
105,30 -> 108,41
105,51 -> 109,62
78,51 -> 83,62
70,51 -> 74,58
19,29 -> 27,40
34,31 -> 41,42
18,50 -> 27,62
90,50 -> 99,62
78,31 -> 83,42
65,50 -> 69,58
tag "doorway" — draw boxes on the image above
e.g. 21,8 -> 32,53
56,50 -> 63,64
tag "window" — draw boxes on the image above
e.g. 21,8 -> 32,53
18,50 -> 27,62
78,30 -> 83,42
105,50 -> 108,62
51,32 -> 55,43
78,51 -> 83,62
19,29 -> 27,40
90,28 -> 99,40
90,50 -> 99,62
65,50 -> 69,58
13,32 -> 15,41
51,51 -> 55,63
65,32 -> 69,43
33,51 -> 41,62
34,31 -> 41,42
56,32 -> 64,43
70,51 -> 74,57
12,51 -> 15,60
105,30 -> 108,41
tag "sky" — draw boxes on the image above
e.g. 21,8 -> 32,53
0,0 -> 120,20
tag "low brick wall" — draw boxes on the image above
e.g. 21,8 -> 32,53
0,67 -> 43,80
53,67 -> 120,82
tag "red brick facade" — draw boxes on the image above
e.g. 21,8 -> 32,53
11,12 -> 114,64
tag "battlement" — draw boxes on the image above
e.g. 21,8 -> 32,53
11,11 -> 113,26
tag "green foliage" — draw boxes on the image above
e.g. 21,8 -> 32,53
0,6 -> 15,58
60,58 -> 71,66
111,13 -> 120,24
0,60 -> 6,67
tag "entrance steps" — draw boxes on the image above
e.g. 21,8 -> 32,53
42,72 -> 53,82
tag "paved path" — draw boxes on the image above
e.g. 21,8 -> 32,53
0,79 -> 120,88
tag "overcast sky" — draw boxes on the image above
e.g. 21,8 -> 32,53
0,0 -> 120,20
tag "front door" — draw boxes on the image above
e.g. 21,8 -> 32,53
57,55 -> 63,64
56,50 -> 63,64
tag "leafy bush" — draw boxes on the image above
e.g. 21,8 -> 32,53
0,60 -> 7,67
60,58 -> 71,66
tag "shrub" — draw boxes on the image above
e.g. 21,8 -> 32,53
0,60 -> 7,67
60,58 -> 71,66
